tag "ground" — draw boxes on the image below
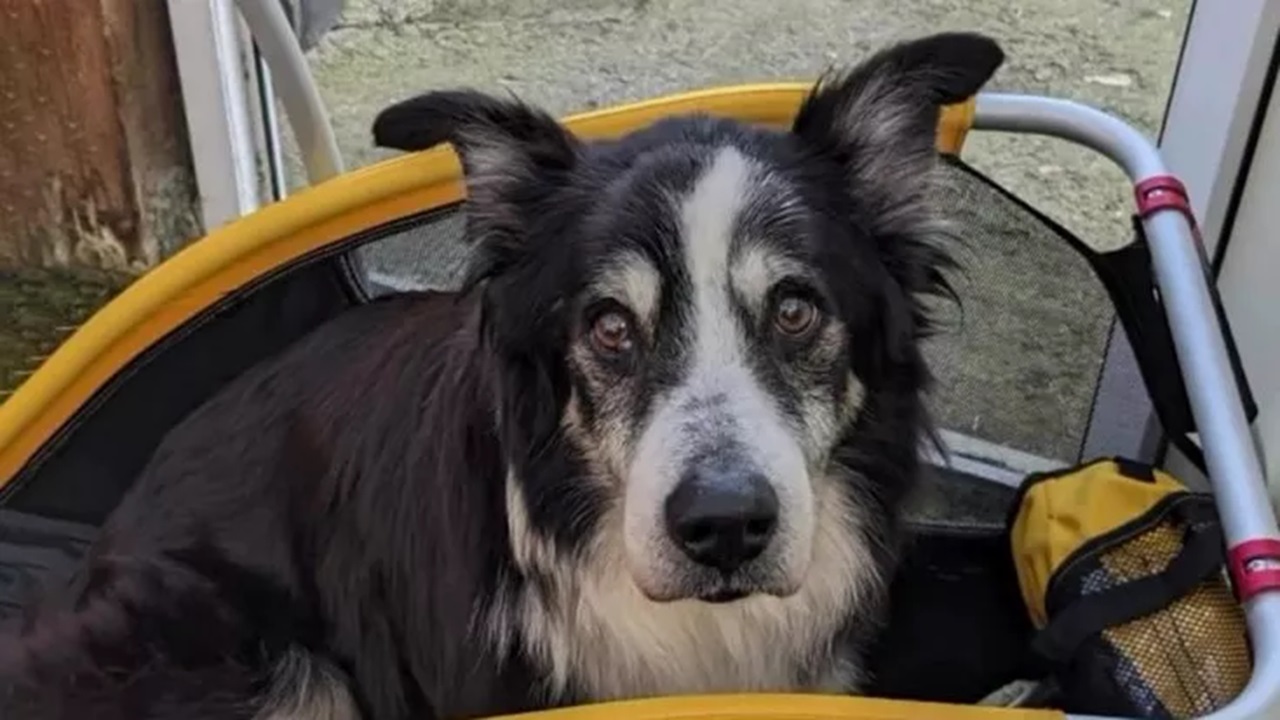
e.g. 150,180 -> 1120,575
0,269 -> 134,401
298,0 -> 1187,247
3,0 -> 1192,473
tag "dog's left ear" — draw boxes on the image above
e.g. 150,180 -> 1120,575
792,32 -> 1003,231
372,89 -> 579,253
795,34 -> 1002,375
375,91 -> 579,447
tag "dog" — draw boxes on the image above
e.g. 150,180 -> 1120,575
0,31 -> 1002,720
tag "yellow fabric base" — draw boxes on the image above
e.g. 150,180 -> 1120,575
1009,458 -> 1190,628
483,694 -> 1062,720
0,83 -> 974,489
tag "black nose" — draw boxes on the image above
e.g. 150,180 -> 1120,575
664,467 -> 779,572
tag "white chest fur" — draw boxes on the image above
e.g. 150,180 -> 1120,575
491,473 -> 880,702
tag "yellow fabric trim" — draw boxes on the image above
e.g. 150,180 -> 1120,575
0,82 -> 975,488
482,694 -> 1063,720
1009,459 -> 1189,627
936,96 -> 977,155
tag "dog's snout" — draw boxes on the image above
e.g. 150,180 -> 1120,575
664,467 -> 779,572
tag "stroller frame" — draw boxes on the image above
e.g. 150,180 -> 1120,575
968,92 -> 1280,720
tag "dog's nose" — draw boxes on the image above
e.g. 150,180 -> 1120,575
664,467 -> 779,572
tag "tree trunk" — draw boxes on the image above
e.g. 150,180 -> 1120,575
0,0 -> 201,272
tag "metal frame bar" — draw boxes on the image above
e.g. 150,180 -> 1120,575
926,430 -> 1067,489
252,42 -> 289,202
1073,1 -> 1207,470
169,0 -> 343,233
1153,0 -> 1280,490
166,0 -> 262,231
1212,60 -> 1280,536
973,92 -> 1280,720
232,0 -> 343,185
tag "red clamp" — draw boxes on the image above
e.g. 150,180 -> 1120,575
1134,174 -> 1205,248
1228,539 -> 1280,602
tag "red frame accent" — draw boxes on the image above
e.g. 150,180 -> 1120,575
1134,174 -> 1205,247
1229,538 -> 1280,601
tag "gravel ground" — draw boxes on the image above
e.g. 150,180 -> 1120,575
0,269 -> 134,399
298,0 -> 1188,248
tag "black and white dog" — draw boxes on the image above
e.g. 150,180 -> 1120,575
0,32 -> 1002,720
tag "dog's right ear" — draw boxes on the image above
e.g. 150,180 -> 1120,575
372,90 -> 579,247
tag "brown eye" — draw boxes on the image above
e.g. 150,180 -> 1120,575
591,311 -> 634,354
774,295 -> 818,336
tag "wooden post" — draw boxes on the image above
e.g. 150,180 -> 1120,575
0,0 -> 202,271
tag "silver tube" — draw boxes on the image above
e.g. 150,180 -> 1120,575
1141,209 -> 1280,720
252,43 -> 288,200
974,93 -> 1279,548
233,0 -> 344,184
973,92 -> 1280,720
973,94 -> 1167,180
1142,210 -> 1272,540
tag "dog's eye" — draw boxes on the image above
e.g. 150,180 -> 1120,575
590,310 -> 634,355
774,295 -> 819,337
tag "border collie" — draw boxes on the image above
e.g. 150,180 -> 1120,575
0,32 -> 1002,720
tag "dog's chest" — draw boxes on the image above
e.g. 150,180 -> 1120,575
495,574 -> 862,704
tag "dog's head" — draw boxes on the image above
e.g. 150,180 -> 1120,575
374,33 -> 1002,603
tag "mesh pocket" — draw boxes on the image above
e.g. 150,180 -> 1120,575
1051,514 -> 1251,719
1093,524 -> 1251,718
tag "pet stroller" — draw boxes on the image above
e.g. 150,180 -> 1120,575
1,22 -> 1279,720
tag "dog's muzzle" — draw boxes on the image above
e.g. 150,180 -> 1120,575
664,461 -> 780,575
623,381 -> 814,603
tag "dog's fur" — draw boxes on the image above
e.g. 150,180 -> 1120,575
0,32 -> 1002,720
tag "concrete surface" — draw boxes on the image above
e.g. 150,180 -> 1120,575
299,0 -> 1189,246
277,0 -> 1192,493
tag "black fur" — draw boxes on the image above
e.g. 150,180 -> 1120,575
1,32 -> 1002,720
